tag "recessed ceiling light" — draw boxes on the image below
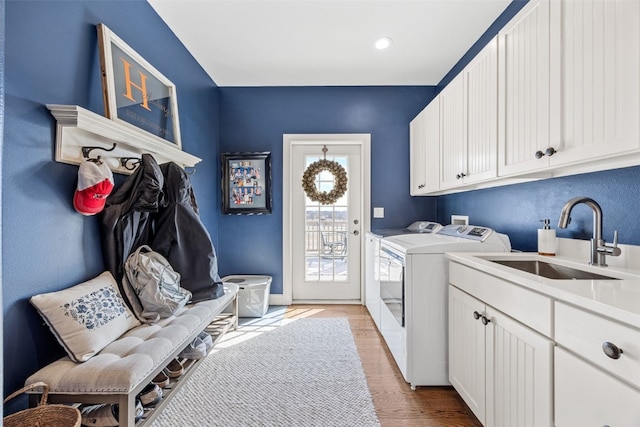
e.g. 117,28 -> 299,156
374,37 -> 392,50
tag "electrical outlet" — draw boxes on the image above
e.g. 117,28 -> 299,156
451,215 -> 469,225
373,207 -> 384,218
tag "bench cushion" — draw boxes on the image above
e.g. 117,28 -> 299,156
26,283 -> 238,394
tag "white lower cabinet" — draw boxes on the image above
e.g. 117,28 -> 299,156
555,347 -> 640,427
449,285 -> 553,426
554,301 -> 640,425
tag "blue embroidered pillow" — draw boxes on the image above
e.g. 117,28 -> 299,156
31,272 -> 140,362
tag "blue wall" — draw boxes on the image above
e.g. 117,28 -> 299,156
3,0 -> 219,403
1,0 -> 6,404
437,166 -> 640,252
218,87 -> 439,294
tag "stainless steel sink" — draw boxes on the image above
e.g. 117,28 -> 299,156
490,259 -> 620,280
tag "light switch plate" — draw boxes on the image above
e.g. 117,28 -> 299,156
373,207 -> 384,218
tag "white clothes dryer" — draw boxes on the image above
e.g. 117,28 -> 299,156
378,224 -> 511,389
366,221 -> 442,330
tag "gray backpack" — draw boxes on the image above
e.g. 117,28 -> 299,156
122,245 -> 192,323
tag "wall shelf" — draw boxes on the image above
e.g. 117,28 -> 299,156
48,104 -> 201,175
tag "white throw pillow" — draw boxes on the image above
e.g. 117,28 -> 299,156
30,271 -> 141,362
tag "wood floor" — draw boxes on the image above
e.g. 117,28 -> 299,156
284,304 -> 482,427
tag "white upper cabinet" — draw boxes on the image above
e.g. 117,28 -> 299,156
557,0 -> 640,166
410,99 -> 440,195
440,73 -> 467,189
410,108 -> 427,195
423,99 -> 441,194
410,0 -> 640,194
441,37 -> 498,190
497,0 -> 560,177
464,37 -> 498,184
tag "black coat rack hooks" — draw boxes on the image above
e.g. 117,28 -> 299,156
81,142 -> 117,162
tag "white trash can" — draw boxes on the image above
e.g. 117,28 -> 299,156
222,275 -> 272,317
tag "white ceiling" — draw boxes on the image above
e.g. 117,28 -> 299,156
148,0 -> 512,87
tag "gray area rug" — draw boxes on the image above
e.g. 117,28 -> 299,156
152,318 -> 380,427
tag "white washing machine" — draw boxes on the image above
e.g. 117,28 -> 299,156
379,224 -> 511,389
366,222 -> 442,330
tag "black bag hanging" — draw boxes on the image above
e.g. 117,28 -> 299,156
151,162 -> 225,303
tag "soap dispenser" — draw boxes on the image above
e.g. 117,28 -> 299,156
538,219 -> 556,256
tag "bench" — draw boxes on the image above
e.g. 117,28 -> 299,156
25,282 -> 239,427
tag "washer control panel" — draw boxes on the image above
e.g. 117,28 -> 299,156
436,224 -> 493,241
405,221 -> 443,233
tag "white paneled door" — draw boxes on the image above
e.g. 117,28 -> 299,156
284,135 -> 369,303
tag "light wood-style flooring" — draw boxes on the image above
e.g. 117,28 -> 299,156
284,304 -> 482,427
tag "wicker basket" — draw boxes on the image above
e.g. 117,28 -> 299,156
3,382 -> 81,427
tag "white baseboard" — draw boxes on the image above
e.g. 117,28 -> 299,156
268,294 -> 364,306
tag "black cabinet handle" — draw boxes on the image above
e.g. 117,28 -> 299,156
473,311 -> 481,320
535,147 -> 557,159
481,316 -> 491,326
602,341 -> 623,360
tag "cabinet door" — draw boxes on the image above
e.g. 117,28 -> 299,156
422,99 -> 440,193
555,347 -> 640,427
409,109 -> 426,195
440,74 -> 467,190
464,36 -> 498,184
410,100 -> 440,195
449,286 -> 486,424
556,0 -> 640,166
498,0 -> 560,177
485,306 -> 553,427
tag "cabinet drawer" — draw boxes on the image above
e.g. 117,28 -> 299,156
449,262 -> 552,336
555,347 -> 640,426
555,301 -> 640,388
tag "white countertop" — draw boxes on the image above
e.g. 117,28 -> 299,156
445,251 -> 640,329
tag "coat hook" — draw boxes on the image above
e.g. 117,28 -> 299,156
82,142 -> 117,159
120,157 -> 141,171
185,166 -> 196,175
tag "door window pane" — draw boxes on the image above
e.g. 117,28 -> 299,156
304,155 -> 348,282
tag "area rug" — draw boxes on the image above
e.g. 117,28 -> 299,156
151,318 -> 380,427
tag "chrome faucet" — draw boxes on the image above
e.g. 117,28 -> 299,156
558,197 -> 621,266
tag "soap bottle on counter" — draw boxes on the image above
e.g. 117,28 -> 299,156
538,219 -> 556,256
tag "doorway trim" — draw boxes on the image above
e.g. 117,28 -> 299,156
282,134 -> 371,306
